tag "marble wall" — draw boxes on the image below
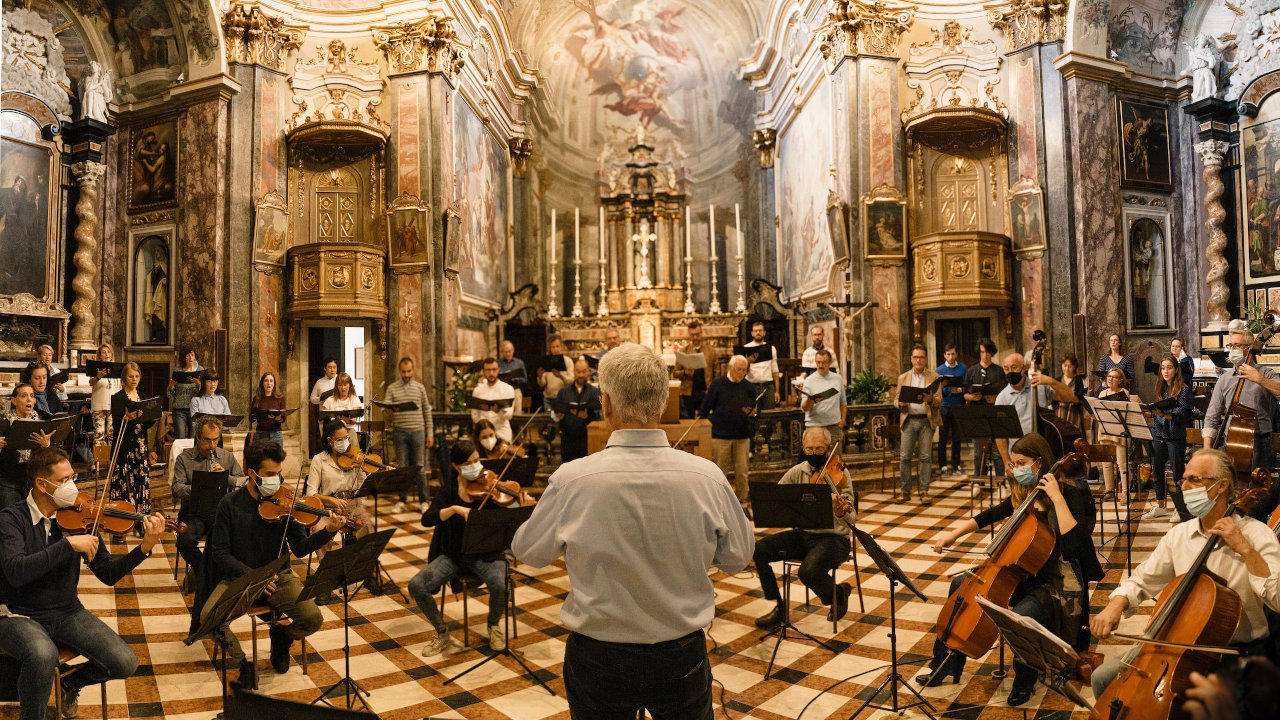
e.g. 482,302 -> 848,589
175,97 -> 230,357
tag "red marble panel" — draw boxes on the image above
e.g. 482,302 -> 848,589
1014,54 -> 1038,181
258,272 -> 280,373
1020,256 -> 1044,350
396,81 -> 421,193
176,98 -> 229,354
397,274 -> 423,363
867,66 -> 894,187
872,265 -> 902,373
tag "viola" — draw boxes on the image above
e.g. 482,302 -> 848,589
257,485 -> 363,530
56,493 -> 185,536
466,469 -> 532,508
335,446 -> 394,474
935,448 -> 1087,660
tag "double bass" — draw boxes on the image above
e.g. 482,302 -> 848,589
1029,329 -> 1084,459
1213,309 -> 1280,491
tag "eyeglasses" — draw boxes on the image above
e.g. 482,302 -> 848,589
802,447 -> 828,454
1226,343 -> 1251,350
1181,475 -> 1225,487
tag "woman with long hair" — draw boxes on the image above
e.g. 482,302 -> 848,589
167,347 -> 202,439
1098,333 -> 1134,382
1096,367 -> 1140,500
0,383 -> 52,507
248,371 -> 286,452
471,419 -> 527,460
111,362 -> 155,514
89,343 -> 121,440
1150,354 -> 1194,519
919,433 -> 1101,706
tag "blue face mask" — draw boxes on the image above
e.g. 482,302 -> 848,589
1183,484 -> 1220,518
1012,464 -> 1038,486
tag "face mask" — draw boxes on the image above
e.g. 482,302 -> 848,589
1229,349 -> 1246,366
45,478 -> 80,508
1183,484 -> 1220,518
805,453 -> 828,471
480,436 -> 497,451
256,473 -> 282,496
460,462 -> 483,480
1012,465 -> 1038,486
333,438 -> 350,454
1006,372 -> 1023,386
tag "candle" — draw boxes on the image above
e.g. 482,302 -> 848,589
551,209 -> 557,265
709,204 -> 716,258
574,207 -> 581,262
685,212 -> 691,257
734,203 -> 742,257
599,206 -> 606,258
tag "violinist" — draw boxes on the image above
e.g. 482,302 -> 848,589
304,420 -> 373,546
923,433 -> 1101,706
383,356 -> 433,513
1203,320 -> 1280,477
0,447 -> 165,720
473,419 -> 526,460
1091,448 -> 1280,700
753,427 -> 856,630
1150,354 -> 1195,520
555,357 -> 601,462
193,441 -> 342,687
408,441 -> 526,657
171,416 -> 244,585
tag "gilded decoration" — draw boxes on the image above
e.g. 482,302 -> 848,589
910,231 -> 1012,313
509,137 -> 533,177
287,244 -> 387,322
371,16 -> 467,77
823,1 -> 915,60
752,128 -> 776,168
902,20 -> 1005,126
986,0 -> 1067,53
222,3 -> 306,72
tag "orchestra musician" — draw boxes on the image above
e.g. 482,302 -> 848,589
753,426 -> 856,630
964,338 -> 1007,477
472,419 -> 527,460
0,447 -> 165,720
1202,319 -> 1280,474
171,416 -> 244,589
993,353 -> 1053,472
1091,448 -> 1280,699
923,433 -> 1101,707
193,441 -> 343,688
471,357 -> 516,442
304,419 -> 373,547
408,440 -> 532,657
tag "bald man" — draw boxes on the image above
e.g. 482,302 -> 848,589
556,358 -> 602,462
993,353 -> 1053,471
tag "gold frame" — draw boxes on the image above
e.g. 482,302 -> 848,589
862,184 -> 908,262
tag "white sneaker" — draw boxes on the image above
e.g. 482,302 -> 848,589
1148,505 -> 1168,519
391,501 -> 406,514
940,465 -> 951,476
488,625 -> 506,652
421,632 -> 460,657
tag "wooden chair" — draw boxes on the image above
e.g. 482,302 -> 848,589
53,648 -> 109,720
782,492 -> 865,632
875,424 -> 902,493
440,565 -> 517,647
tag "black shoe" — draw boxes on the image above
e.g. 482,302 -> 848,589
916,653 -> 962,688
59,682 -> 79,719
269,623 -> 292,674
237,659 -> 257,690
1007,685 -> 1035,707
828,582 -> 853,622
365,577 -> 385,595
754,604 -> 784,629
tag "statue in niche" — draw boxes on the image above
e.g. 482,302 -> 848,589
1187,34 -> 1220,102
79,61 -> 114,122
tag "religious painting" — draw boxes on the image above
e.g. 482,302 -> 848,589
130,227 -> 174,347
106,0 -> 180,76
1121,207 -> 1174,332
1240,102 -> 1280,282
386,195 -> 430,269
1008,178 -> 1045,253
128,119 -> 178,211
252,191 -> 289,267
776,81 -> 834,300
825,191 -> 850,263
1116,97 -> 1172,192
863,186 -> 908,261
452,98 -> 508,305
0,136 -> 56,301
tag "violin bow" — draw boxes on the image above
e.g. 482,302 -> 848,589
274,470 -> 308,559
671,416 -> 705,448
91,403 -> 140,537
493,407 -> 543,482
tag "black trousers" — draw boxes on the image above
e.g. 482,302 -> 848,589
563,630 -> 712,720
561,430 -> 589,462
176,516 -> 207,570
753,529 -> 848,605
938,406 -> 963,467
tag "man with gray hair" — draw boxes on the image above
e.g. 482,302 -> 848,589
1202,318 -> 1280,473
700,355 -> 758,514
171,415 -> 245,589
513,343 -> 753,719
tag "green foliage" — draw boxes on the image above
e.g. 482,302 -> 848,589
846,368 -> 891,405
1244,298 -> 1268,335
447,371 -> 481,412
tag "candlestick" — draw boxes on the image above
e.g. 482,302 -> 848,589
547,210 -> 559,318
598,208 -> 609,316
574,207 -> 580,263
734,203 -> 743,257
683,211 -> 695,314
571,256 -> 584,317
599,206 -> 605,257
708,206 -> 721,315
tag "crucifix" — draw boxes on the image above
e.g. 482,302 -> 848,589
633,219 -> 656,289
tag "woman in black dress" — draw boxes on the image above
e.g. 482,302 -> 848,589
110,362 -> 155,515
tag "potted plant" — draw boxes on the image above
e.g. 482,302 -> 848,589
446,370 -> 481,412
846,368 -> 891,405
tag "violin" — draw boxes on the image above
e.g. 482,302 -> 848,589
1093,503 -> 1246,720
335,445 -> 394,474
56,493 -> 185,536
484,438 -> 527,460
810,448 -> 854,520
257,485 -> 363,531
935,448 -> 1088,660
465,469 -> 532,508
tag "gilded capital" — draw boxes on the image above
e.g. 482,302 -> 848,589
752,128 -> 777,168
986,0 -> 1067,52
222,3 -> 306,71
372,16 -> 467,77
823,1 -> 915,59
509,137 -> 533,176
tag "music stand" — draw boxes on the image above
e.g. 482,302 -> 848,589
299,528 -> 395,711
185,556 -> 290,698
975,596 -> 1096,713
1086,397 -> 1152,576
352,466 -> 420,601
952,405 -> 1023,511
480,457 -> 538,487
844,528 -> 935,720
748,481 -> 839,679
225,683 -> 377,720
441,505 -> 554,695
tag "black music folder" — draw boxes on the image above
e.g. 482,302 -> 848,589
3,417 -> 76,452
372,400 -> 418,412
82,360 -> 126,378
583,354 -> 601,370
319,407 -> 365,420
1140,397 -> 1180,413
498,369 -> 527,384
741,389 -> 768,416
733,343 -> 774,365
898,377 -> 952,404
465,396 -> 514,412
799,387 -> 840,403
250,407 -> 298,422
47,369 -> 69,386
124,396 -> 163,423
551,399 -> 600,418
172,369 -> 202,383
535,354 -> 569,373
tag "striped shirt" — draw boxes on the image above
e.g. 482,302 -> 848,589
382,378 -> 433,436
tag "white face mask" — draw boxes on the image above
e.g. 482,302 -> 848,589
460,462 -> 483,480
45,477 -> 80,508
333,438 -> 350,454
480,436 -> 497,451
256,473 -> 282,496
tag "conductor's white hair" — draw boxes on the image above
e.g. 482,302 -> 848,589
598,343 -> 669,424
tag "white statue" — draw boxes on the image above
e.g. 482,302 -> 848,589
1188,34 -> 1220,102
79,61 -> 114,122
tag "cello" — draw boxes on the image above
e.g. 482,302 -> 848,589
1213,310 -> 1280,491
935,446 -> 1088,659
1029,329 -> 1084,459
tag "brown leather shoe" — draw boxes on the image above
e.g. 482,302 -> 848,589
919,493 -> 932,505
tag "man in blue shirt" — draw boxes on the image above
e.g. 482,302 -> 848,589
935,344 -> 967,476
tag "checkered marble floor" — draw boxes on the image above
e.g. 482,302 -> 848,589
2,477 -> 1176,720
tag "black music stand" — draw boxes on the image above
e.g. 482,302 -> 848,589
952,405 -> 1023,511
976,597 -> 1096,713
480,457 -> 538,487
185,556 -> 290,698
748,481 -> 839,680
844,527 -> 935,720
441,505 -> 554,695
1086,397 -> 1152,577
299,528 -> 395,711
225,683 -> 378,720
352,466 -> 420,601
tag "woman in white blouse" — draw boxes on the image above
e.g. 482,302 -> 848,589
89,343 -> 121,439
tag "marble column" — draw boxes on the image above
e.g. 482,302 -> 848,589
69,162 -> 105,349
1195,139 -> 1232,331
